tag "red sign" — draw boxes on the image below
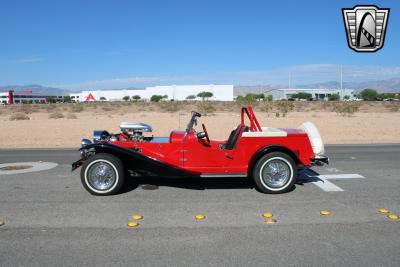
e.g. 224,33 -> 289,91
17,90 -> 33,94
85,93 -> 96,101
8,90 -> 14,104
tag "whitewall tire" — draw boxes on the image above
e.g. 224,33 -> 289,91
253,152 -> 297,194
80,153 -> 125,195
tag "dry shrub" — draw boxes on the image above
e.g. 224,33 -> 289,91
212,101 -> 237,112
18,105 -> 34,114
66,113 -> 77,119
48,112 -> 64,119
101,105 -> 116,112
159,101 -> 181,113
321,102 -> 333,111
70,104 -> 84,113
259,101 -> 274,113
385,102 -> 400,112
10,112 -> 30,121
275,101 -> 294,117
333,103 -> 359,117
197,101 -> 216,116
43,104 -> 58,113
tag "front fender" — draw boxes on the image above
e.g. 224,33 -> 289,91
73,142 -> 200,178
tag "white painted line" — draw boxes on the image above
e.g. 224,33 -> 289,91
319,174 -> 365,179
304,172 -> 365,192
311,179 -> 344,192
0,162 -> 58,175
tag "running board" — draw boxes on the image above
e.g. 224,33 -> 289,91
200,173 -> 248,178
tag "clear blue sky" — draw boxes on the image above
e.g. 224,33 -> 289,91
0,0 -> 398,90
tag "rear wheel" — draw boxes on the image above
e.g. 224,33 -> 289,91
253,152 -> 297,194
80,153 -> 125,195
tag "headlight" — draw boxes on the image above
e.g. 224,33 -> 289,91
81,138 -> 92,148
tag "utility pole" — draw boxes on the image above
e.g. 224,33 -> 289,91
340,64 -> 343,99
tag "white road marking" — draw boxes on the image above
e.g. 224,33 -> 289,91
304,172 -> 365,192
324,167 -> 341,173
318,174 -> 365,179
0,162 -> 58,175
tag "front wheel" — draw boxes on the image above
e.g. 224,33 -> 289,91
253,152 -> 297,194
80,153 -> 125,195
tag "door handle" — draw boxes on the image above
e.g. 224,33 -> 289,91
224,153 -> 234,159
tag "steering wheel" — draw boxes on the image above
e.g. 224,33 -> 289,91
202,123 -> 210,143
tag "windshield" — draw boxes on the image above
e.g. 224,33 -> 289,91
182,111 -> 201,142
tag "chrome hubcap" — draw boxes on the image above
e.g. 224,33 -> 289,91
261,159 -> 291,188
87,162 -> 116,191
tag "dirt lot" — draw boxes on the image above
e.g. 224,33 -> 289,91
1,101 -> 399,148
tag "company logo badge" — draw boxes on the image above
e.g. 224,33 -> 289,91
342,5 -> 390,52
85,93 -> 96,101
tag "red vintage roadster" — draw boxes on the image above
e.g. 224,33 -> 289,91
72,106 -> 328,195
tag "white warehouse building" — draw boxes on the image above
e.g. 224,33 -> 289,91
70,84 -> 234,102
266,88 -> 356,100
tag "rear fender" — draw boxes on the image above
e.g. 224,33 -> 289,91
248,145 -> 301,176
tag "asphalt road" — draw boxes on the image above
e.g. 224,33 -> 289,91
0,145 -> 399,266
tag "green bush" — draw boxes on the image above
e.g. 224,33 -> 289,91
150,95 -> 163,102
292,92 -> 312,100
63,96 -> 72,103
131,95 -> 141,101
265,95 -> 273,101
186,95 -> 196,100
46,97 -> 57,103
197,91 -> 213,100
328,94 -> 340,101
360,88 -> 378,100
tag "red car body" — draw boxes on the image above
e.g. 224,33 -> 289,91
73,106 -> 328,195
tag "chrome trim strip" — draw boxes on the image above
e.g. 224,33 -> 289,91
200,173 -> 248,178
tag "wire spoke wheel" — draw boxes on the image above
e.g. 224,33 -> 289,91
81,153 -> 125,195
253,152 -> 297,194
261,159 -> 291,188
87,161 -> 117,191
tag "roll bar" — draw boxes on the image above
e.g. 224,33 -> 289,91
241,106 -> 262,132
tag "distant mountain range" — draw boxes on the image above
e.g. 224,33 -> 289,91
2,78 -> 399,96
0,84 -> 70,95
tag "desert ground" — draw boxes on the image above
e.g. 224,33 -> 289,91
1,101 -> 399,148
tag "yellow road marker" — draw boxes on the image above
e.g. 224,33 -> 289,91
195,214 -> 206,220
378,208 -> 389,214
264,218 -> 277,224
320,210 -> 330,215
0,219 -> 5,226
127,221 -> 139,227
351,156 -> 357,160
132,214 -> 143,220
388,214 -> 398,220
262,212 -> 273,218
38,160 -> 43,163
